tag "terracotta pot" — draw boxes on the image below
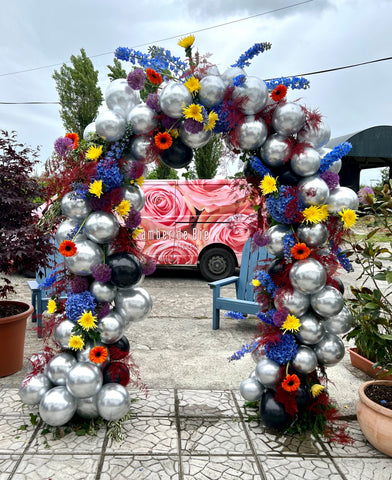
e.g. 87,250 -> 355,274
357,380 -> 392,457
0,301 -> 33,377
348,347 -> 392,381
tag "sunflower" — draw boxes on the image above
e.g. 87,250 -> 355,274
291,242 -> 311,260
68,335 -> 85,351
146,68 -> 163,85
65,132 -> 79,150
86,144 -> 103,161
339,208 -> 357,229
184,76 -> 201,94
78,310 -> 97,331
89,346 -> 108,364
281,314 -> 301,333
59,239 -> 77,257
183,103 -> 203,122
270,84 -> 287,102
204,111 -> 219,131
115,199 -> 131,217
310,384 -> 325,397
302,205 -> 324,224
89,179 -> 103,198
260,175 -> 278,195
281,373 -> 301,392
178,34 -> 195,49
154,132 -> 173,150
47,299 -> 57,314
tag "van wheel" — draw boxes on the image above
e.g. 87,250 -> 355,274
199,248 -> 236,282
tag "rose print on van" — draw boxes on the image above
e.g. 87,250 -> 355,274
143,238 -> 199,265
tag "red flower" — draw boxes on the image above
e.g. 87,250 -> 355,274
89,346 -> 108,364
146,68 -> 163,85
154,132 -> 172,150
65,132 -> 79,150
59,239 -> 77,257
291,242 -> 311,260
270,84 -> 287,101
281,373 -> 301,392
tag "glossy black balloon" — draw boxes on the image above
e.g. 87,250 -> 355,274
267,258 -> 286,277
270,164 -> 301,186
259,389 -> 292,431
329,277 -> 345,294
108,336 -> 130,360
102,362 -> 130,386
107,253 -> 142,288
161,139 -> 193,169
295,384 -> 310,413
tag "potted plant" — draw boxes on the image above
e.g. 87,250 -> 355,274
0,130 -> 53,377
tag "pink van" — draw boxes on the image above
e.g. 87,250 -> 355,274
138,179 -> 256,281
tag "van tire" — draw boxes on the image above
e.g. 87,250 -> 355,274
199,247 -> 236,282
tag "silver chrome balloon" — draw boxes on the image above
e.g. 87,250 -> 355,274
296,223 -> 329,248
198,75 -> 225,108
265,224 -> 291,257
289,258 -> 327,295
297,121 -> 331,149
90,280 -> 117,303
232,76 -> 268,115
122,184 -> 146,211
97,311 -> 125,344
326,158 -> 341,174
130,136 -> 156,163
83,122 -> 96,141
255,357 -> 281,387
322,305 -> 353,335
240,377 -> 264,401
251,344 -> 266,363
55,218 -> 86,245
77,395 -> 99,419
105,78 -> 140,116
127,103 -> 158,135
61,192 -> 91,222
84,212 -> 120,244
236,116 -> 268,150
180,124 -> 211,149
291,345 -> 318,374
39,386 -> 77,427
65,362 -> 103,399
314,333 -> 345,366
298,175 -> 330,206
76,341 -> 110,369
260,133 -> 291,167
47,353 -> 77,386
64,239 -> 104,276
221,66 -> 246,85
114,287 -> 153,325
96,383 -> 130,421
159,81 -> 192,118
297,312 -> 325,345
274,287 -> 310,317
310,286 -> 344,317
54,319 -> 75,349
327,186 -> 359,214
290,147 -> 321,177
95,109 -> 127,142
19,374 -> 52,405
272,102 -> 305,136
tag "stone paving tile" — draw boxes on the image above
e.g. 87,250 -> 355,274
181,455 -> 261,479
105,417 -> 178,454
100,455 -> 180,480
0,416 -> 36,454
333,457 -> 392,480
177,390 -> 239,417
180,417 -> 251,455
128,388 -> 175,417
11,453 -> 99,479
258,455 -> 344,479
0,454 -> 19,480
0,387 -> 39,417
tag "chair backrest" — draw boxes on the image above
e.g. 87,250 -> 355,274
237,238 -> 271,301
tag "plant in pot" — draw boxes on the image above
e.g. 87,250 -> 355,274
0,130 -> 53,377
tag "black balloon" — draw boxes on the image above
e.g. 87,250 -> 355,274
108,336 -> 130,360
267,258 -> 286,277
107,252 -> 142,288
270,164 -> 301,186
259,389 -> 292,431
295,384 -> 310,413
102,362 -> 130,386
161,139 -> 193,169
329,277 -> 345,294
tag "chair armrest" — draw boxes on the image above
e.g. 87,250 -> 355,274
27,280 -> 40,291
208,276 -> 239,289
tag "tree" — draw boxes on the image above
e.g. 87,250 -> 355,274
53,48 -> 103,137
147,162 -> 179,180
193,133 -> 224,179
107,58 -> 127,82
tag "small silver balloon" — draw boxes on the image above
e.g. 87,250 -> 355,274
19,374 -> 52,405
298,175 -> 330,206
297,312 -> 325,345
77,395 -> 99,419
84,211 -> 120,244
221,66 -> 246,85
240,377 -> 264,401
314,333 -> 345,366
95,109 -> 127,142
327,186 -> 359,214
255,357 -> 281,387
232,76 -> 268,115
61,192 -> 91,222
83,122 -> 96,140
236,116 -> 268,150
27,351 -> 51,374
198,75 -> 225,108
290,147 -> 321,177
272,102 -> 305,136
54,319 -> 75,349
249,370 -> 257,378
114,287 -> 153,325
127,103 -> 158,135
251,344 -> 266,363
289,258 -> 327,295
39,386 -> 77,427
296,223 -> 329,248
297,121 -> 331,149
90,280 -> 117,303
105,78 -> 140,116
291,346 -> 318,374
159,81 -> 192,118
180,124 -> 211,149
274,287 -> 310,317
64,239 -> 104,276
76,341 -> 110,369
47,353 -> 77,386
322,305 -> 353,335
260,134 -> 291,167
98,311 -> 125,344
96,383 -> 130,421
65,362 -> 103,399
265,224 -> 291,257
122,184 -> 146,211
310,286 -> 344,317
55,218 -> 86,245
130,136 -> 157,163
317,146 -> 332,159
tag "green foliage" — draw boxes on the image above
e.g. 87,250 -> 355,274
107,58 -> 127,81
147,163 -> 179,179
193,133 -> 224,179
53,48 -> 103,137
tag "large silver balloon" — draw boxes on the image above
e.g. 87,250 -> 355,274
327,187 -> 359,214
54,319 -> 75,349
296,223 -> 328,248
221,66 -> 246,85
322,305 -> 353,335
265,224 -> 291,256
159,81 -> 192,118
291,346 -> 318,374
77,395 -> 99,419
310,286 -> 344,317
198,75 -> 225,108
127,103 -> 158,135
240,377 -> 264,401
297,121 -> 331,149
96,383 -> 130,421
90,280 -> 117,303
122,185 -> 146,211
47,353 -> 77,386
297,312 -> 325,345
255,357 -> 281,387
61,192 -> 91,222
274,287 -> 310,317
27,352 -> 51,374
39,386 -> 77,427
105,78 -> 140,116
272,102 -> 305,136
84,212 -> 120,244
65,362 -> 103,399
236,116 -> 268,150
64,239 -> 104,276
260,134 -> 291,167
98,311 -> 125,344
314,333 -> 345,366
83,122 -> 96,140
95,109 -> 127,142
233,76 -> 268,115
289,258 -> 327,295
290,147 -> 321,177
130,136 -> 156,163
180,124 -> 211,149
76,341 -> 110,369
114,287 -> 153,325
298,175 -> 330,206
19,374 -> 52,405
55,219 -> 86,245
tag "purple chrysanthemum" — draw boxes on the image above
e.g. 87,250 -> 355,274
54,137 -> 73,156
146,93 -> 160,112
91,264 -> 112,283
69,276 -> 89,294
320,171 -> 340,190
142,256 -> 156,276
184,118 -> 204,133
127,68 -> 146,90
96,302 -> 110,320
253,230 -> 270,247
357,187 -> 374,205
161,115 -> 178,130
273,309 -> 288,328
125,208 -> 142,229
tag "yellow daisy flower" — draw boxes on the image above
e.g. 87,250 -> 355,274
183,103 -> 203,122
78,310 -> 97,331
260,175 -> 278,195
302,205 -> 324,224
89,179 -> 103,198
68,335 -> 85,351
132,227 -> 144,239
252,279 -> 261,287
339,208 -> 357,229
136,175 -> 145,187
319,204 -> 329,222
178,34 -> 195,49
282,314 -> 301,333
115,199 -> 131,217
184,76 -> 201,94
86,144 -> 103,161
310,384 -> 325,397
204,111 -> 219,131
47,299 -> 57,314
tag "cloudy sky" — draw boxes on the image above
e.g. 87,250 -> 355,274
1,0 -> 391,183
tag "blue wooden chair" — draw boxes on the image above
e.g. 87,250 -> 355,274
209,238 -> 271,330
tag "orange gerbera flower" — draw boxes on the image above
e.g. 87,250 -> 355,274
89,346 -> 108,364
154,131 -> 172,150
281,373 -> 301,392
65,132 -> 79,150
291,242 -> 311,260
146,68 -> 163,85
270,84 -> 287,102
59,239 -> 77,257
